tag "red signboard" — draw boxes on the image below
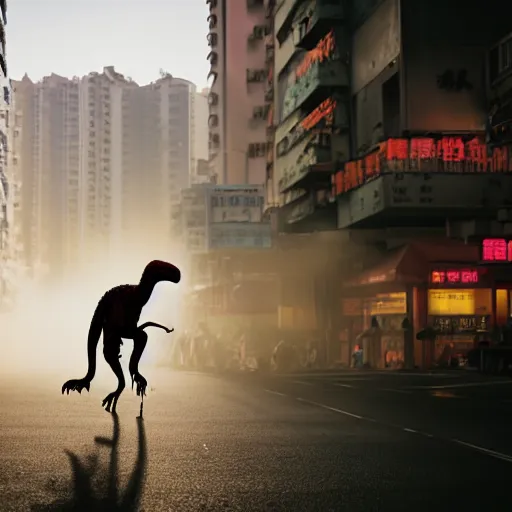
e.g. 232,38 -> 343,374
296,29 -> 335,78
430,269 -> 479,284
481,238 -> 512,262
300,98 -> 336,131
332,136 -> 512,198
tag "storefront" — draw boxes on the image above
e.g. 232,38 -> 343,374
340,245 -> 418,369
426,267 -> 492,366
341,240 -> 491,369
481,237 -> 512,326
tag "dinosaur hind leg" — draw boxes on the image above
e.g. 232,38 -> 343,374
102,335 -> 125,413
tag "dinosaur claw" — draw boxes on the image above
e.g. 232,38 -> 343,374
62,378 -> 91,396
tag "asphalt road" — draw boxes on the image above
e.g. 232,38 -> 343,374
1,367 -> 511,511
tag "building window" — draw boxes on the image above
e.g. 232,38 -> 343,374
501,39 -> 512,71
248,142 -> 267,158
246,69 -> 266,83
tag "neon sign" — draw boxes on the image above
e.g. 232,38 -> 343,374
332,137 -> 512,197
296,30 -> 335,78
430,269 -> 479,284
300,98 -> 336,131
481,238 -> 512,262
277,97 -> 336,158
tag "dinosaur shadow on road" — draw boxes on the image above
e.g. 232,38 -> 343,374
32,413 -> 147,511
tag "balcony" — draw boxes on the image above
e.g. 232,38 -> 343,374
207,14 -> 217,30
247,0 -> 264,10
293,0 -> 346,50
488,100 -> 512,146
333,136 -> 512,229
282,59 -> 347,117
207,32 -> 218,48
488,33 -> 512,88
277,135 -> 333,193
281,31 -> 348,119
265,42 -> 275,63
278,189 -> 337,233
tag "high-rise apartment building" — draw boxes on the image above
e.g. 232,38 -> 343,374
79,66 -> 131,262
12,76 -> 33,268
161,76 -> 196,205
14,67 -> 202,274
118,77 -> 162,249
193,88 -> 210,185
206,0 -> 271,185
10,84 -> 23,263
126,74 -> 198,249
13,74 -> 81,278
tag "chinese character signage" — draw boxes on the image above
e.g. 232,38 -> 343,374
430,269 -> 479,285
207,185 -> 265,223
481,238 -> 512,262
332,136 -> 512,197
428,290 -> 476,316
431,315 -> 489,333
369,293 -> 407,316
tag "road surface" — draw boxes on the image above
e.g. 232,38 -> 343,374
1,368 -> 511,511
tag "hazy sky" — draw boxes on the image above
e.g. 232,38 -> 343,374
7,0 -> 210,88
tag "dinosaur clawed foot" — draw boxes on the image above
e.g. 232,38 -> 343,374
102,391 -> 122,413
131,372 -> 147,397
62,378 -> 90,395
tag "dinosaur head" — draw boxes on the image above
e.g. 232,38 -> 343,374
140,260 -> 181,286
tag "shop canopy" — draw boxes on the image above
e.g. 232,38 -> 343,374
345,240 -> 479,288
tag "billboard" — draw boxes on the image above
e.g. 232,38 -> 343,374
206,185 -> 271,249
207,185 -> 265,223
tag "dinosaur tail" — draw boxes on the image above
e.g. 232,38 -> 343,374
84,298 -> 106,381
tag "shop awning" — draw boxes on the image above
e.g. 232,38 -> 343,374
345,246 -> 423,287
345,239 -> 479,288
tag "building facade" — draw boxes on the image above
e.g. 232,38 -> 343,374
207,0 -> 270,185
193,88 -> 210,185
272,0 -> 349,233
12,74 -> 81,279
78,67 -> 131,262
264,0 -> 512,369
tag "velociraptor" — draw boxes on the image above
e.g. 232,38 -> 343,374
62,260 -> 181,413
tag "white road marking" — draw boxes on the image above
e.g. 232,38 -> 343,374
270,390 -> 512,463
452,439 -> 512,463
264,389 -> 286,397
280,371 -> 449,378
381,388 -> 412,394
409,380 -> 512,390
265,385 -> 512,464
329,378 -> 376,382
277,372 -> 376,378
334,383 -> 354,388
296,397 -> 364,419
375,372 -> 454,377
